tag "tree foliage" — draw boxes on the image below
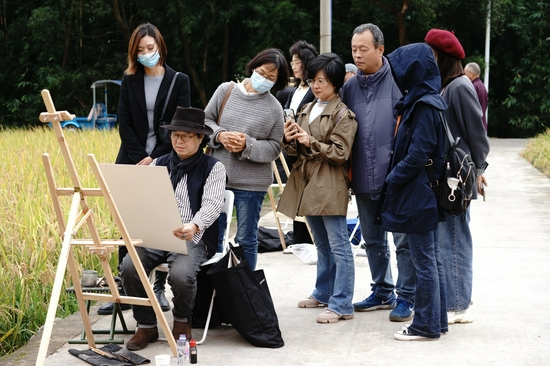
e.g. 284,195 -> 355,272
0,0 -> 548,137
503,1 -> 550,135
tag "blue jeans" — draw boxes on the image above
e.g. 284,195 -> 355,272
306,215 -> 355,316
231,188 -> 265,271
355,194 -> 416,303
216,212 -> 227,253
407,229 -> 448,338
119,243 -> 207,326
393,232 -> 416,304
439,207 -> 472,312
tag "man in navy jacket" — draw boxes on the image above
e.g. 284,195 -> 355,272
340,23 -> 415,322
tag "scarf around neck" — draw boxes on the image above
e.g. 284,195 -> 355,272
169,148 -> 203,189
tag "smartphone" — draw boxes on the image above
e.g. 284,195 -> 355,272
481,184 -> 487,202
284,109 -> 295,121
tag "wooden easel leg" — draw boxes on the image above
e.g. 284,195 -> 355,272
36,193 -> 85,366
268,187 -> 287,250
67,246 -> 97,346
87,154 -> 177,356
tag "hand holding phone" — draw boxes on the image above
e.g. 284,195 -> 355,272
284,109 -> 295,122
283,116 -> 300,143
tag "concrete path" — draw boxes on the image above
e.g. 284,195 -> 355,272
3,138 -> 550,366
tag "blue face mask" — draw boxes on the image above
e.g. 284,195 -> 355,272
250,70 -> 275,93
137,51 -> 160,68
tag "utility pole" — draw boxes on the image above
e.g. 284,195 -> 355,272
484,0 -> 491,123
320,0 -> 331,53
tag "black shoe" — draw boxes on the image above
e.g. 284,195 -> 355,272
156,290 -> 171,312
97,301 -> 131,315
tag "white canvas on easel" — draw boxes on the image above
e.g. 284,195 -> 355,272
36,90 -> 178,365
99,163 -> 188,255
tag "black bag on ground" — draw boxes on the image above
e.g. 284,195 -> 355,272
427,112 -> 476,215
191,262 -> 224,329
206,244 -> 284,348
257,226 -> 293,252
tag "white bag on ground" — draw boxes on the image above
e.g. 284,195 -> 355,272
283,244 -> 317,265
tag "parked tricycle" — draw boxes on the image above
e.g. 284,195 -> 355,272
58,80 -> 121,131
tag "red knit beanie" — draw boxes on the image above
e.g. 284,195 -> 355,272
424,28 -> 465,59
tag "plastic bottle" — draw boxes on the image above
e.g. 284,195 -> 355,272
176,334 -> 188,365
189,339 -> 197,364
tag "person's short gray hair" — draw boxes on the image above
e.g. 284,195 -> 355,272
353,23 -> 384,48
465,62 -> 481,77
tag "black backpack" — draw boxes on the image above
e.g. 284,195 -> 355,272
426,112 -> 476,215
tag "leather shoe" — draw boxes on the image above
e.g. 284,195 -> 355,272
172,320 -> 192,341
97,302 -> 131,315
126,327 -> 159,351
155,290 -> 171,312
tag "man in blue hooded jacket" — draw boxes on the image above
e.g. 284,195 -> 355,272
340,23 -> 415,321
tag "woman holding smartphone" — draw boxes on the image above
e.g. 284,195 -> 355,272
277,53 -> 357,324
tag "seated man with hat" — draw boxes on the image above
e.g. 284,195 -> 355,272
120,106 -> 226,351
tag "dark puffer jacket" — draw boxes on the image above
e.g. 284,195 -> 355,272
377,43 -> 447,234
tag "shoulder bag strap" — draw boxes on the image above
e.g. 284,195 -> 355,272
206,82 -> 235,154
217,82 -> 235,125
334,107 -> 348,126
161,72 -> 180,120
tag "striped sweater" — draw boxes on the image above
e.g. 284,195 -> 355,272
205,81 -> 284,191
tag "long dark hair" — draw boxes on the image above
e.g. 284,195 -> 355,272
432,47 -> 464,89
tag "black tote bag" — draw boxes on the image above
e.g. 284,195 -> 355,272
206,245 -> 284,348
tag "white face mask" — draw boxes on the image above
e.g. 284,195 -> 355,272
250,70 -> 275,93
137,51 -> 160,68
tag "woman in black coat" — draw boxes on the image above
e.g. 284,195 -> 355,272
115,23 -> 190,165
99,23 -> 190,316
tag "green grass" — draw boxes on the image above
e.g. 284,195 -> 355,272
0,127 -> 120,356
523,129 -> 550,177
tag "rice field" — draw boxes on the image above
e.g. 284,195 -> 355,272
0,127 -> 121,356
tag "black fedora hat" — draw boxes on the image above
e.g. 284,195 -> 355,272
161,106 -> 213,135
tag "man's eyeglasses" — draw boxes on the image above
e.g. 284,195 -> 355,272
171,133 -> 197,142
306,78 -> 329,87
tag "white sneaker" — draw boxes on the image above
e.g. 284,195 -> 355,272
394,325 -> 438,341
448,307 -> 474,324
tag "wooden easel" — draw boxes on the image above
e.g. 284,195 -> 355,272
267,153 -> 313,249
36,90 -> 176,365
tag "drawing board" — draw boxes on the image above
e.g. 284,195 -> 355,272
99,163 -> 188,254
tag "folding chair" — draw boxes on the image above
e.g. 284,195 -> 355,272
196,189 -> 234,344
267,153 -> 313,249
152,190 -> 234,344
